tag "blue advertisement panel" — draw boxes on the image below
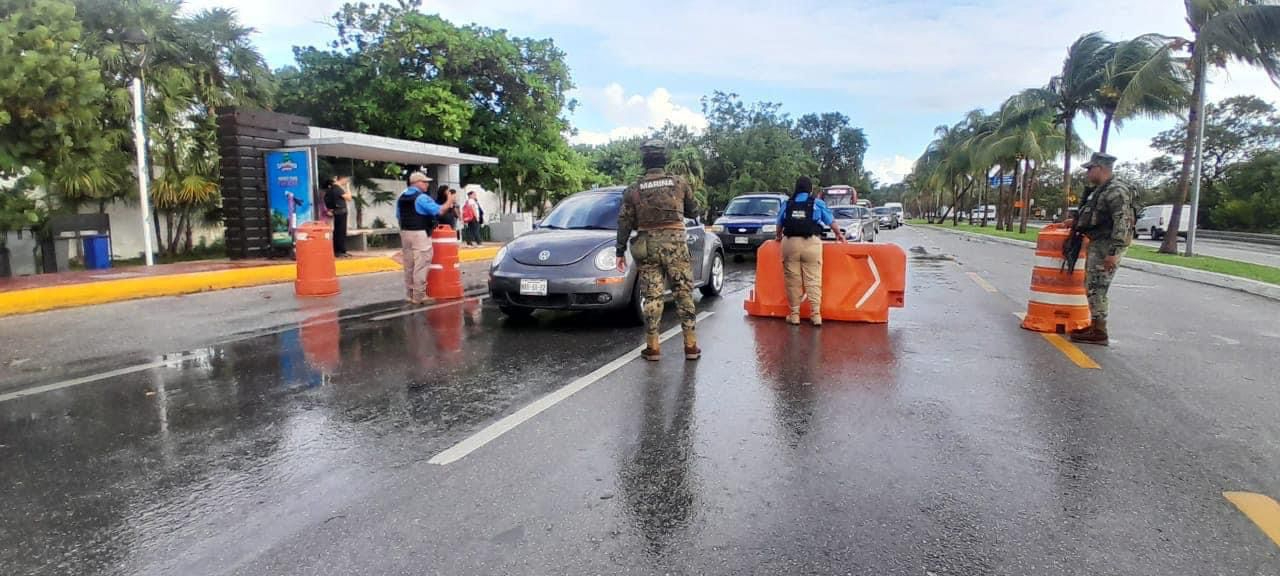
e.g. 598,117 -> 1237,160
265,148 -> 314,247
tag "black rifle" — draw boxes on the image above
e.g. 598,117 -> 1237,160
1062,188 -> 1091,274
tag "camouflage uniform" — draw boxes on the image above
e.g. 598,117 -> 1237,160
617,166 -> 700,339
1075,176 -> 1136,322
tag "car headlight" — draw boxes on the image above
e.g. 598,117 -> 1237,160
761,224 -> 777,234
711,224 -> 724,233
594,247 -> 618,271
492,245 -> 509,268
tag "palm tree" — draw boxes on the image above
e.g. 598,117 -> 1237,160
1094,35 -> 1192,153
1041,32 -> 1111,209
982,92 -> 1074,232
1160,0 -> 1280,254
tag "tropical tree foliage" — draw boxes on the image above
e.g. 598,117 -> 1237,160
1159,0 -> 1280,253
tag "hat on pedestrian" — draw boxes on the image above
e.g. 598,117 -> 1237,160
408,171 -> 432,184
1081,152 -> 1117,170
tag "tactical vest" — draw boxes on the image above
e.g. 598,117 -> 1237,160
397,191 -> 435,231
629,172 -> 686,230
782,197 -> 822,238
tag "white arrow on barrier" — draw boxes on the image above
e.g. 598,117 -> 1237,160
855,255 -> 881,309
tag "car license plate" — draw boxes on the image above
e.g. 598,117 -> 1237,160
734,237 -> 749,245
519,279 -> 548,296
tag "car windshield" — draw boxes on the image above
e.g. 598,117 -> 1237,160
833,207 -> 861,220
724,197 -> 781,217
539,193 -> 621,230
825,194 -> 853,207
873,208 -> 891,215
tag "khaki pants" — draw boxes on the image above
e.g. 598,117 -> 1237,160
782,235 -> 823,314
400,230 -> 432,300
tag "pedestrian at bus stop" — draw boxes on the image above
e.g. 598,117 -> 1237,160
616,139 -> 702,361
776,176 -> 844,326
434,184 -> 459,233
1064,152 -> 1136,346
398,172 -> 456,304
322,175 -> 352,257
463,190 -> 483,246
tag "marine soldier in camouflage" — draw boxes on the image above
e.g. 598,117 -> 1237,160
616,140 -> 702,361
1067,152 -> 1136,346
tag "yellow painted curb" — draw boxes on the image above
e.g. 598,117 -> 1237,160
0,249 -> 497,318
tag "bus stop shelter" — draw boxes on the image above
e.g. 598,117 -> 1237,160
217,108 -> 498,259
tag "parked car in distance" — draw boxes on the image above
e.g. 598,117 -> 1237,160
823,206 -> 878,243
711,194 -> 788,255
1136,204 -> 1191,240
872,207 -> 901,229
882,202 -> 904,221
489,187 -> 724,322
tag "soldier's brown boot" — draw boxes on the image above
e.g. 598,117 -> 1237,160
786,308 -> 801,325
641,334 -> 662,361
683,332 -> 701,361
1070,320 -> 1109,346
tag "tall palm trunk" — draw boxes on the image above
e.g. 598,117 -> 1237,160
1099,109 -> 1116,153
1062,114 -> 1075,216
1019,158 -> 1032,234
1161,53 -> 1204,254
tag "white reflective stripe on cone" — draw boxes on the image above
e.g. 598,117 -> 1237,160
434,238 -> 460,244
1029,292 -> 1090,306
1035,255 -> 1086,269
429,264 -> 444,270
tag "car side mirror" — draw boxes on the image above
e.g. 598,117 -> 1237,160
532,219 -> 542,229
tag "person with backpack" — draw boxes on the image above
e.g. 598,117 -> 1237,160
462,190 -> 483,246
775,176 -> 844,326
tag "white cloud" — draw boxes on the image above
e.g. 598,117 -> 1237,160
569,84 -> 707,145
868,155 -> 916,185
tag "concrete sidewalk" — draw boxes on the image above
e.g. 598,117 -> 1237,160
0,245 -> 500,317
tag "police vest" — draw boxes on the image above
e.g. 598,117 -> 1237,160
782,197 -> 823,238
397,191 -> 435,231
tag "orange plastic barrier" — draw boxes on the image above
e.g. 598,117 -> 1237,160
1021,224 -> 1091,333
427,225 -> 463,300
295,222 -> 340,297
745,241 -> 907,323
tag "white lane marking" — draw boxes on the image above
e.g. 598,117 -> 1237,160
855,256 -> 881,309
1028,292 -> 1090,306
1211,334 -> 1241,346
0,351 -> 210,404
428,311 -> 715,466
368,296 -> 486,322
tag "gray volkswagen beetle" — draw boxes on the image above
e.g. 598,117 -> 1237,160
488,186 -> 725,321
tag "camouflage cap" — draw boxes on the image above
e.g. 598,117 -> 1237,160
1081,152 -> 1117,170
640,139 -> 667,153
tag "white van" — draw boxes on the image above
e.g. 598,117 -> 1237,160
1136,204 -> 1191,240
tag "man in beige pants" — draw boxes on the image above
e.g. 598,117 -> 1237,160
775,177 -> 843,326
397,171 -> 455,304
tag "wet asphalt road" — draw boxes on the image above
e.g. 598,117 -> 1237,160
3,227 -> 1279,575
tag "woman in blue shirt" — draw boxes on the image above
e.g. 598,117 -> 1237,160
774,177 -> 843,325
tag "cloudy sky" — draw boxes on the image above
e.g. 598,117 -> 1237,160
187,0 -> 1280,183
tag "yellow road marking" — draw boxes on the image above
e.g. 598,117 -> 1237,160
1011,312 -> 1101,370
966,272 -> 999,293
0,249 -> 500,317
1225,491 -> 1280,548
1041,334 -> 1102,369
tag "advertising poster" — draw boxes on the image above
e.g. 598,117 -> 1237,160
265,148 -> 314,247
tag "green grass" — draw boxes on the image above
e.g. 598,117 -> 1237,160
909,219 -> 1280,286
1125,245 -> 1280,285
908,219 -> 1039,243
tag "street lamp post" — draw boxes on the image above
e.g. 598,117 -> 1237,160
123,29 -> 155,266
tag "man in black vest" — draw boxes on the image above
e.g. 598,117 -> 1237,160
397,171 -> 455,304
